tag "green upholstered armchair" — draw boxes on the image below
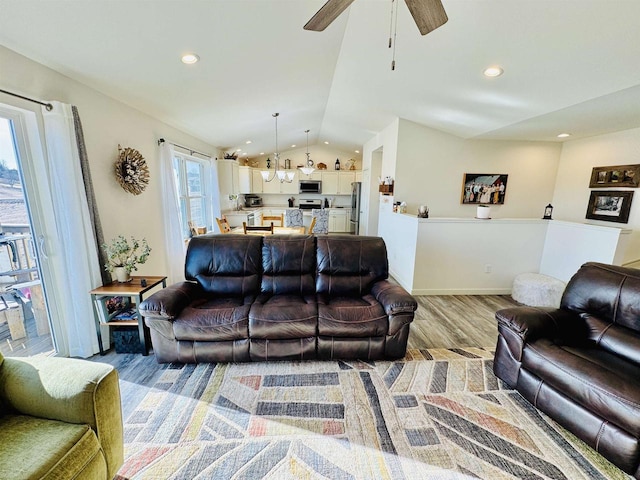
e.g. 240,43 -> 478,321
0,351 -> 123,479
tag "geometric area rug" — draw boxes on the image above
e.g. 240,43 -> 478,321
116,348 -> 631,479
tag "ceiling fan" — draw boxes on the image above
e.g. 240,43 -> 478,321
304,0 -> 448,36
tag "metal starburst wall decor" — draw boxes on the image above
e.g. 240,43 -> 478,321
115,144 -> 149,195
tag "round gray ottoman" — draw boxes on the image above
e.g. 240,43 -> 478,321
511,273 -> 566,308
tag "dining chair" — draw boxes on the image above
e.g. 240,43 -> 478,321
215,215 -> 231,234
243,222 -> 274,234
262,214 -> 284,227
284,209 -> 304,228
310,209 -> 329,234
308,217 -> 316,235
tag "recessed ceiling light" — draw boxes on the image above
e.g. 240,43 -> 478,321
557,133 -> 571,138
260,152 -> 265,155
181,53 -> 200,64
483,66 -> 504,77
355,150 -> 360,153
324,141 -> 329,145
245,140 -> 252,144
291,144 -> 296,148
236,148 -> 242,152
242,152 -> 247,156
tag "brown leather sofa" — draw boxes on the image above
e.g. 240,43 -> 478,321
139,234 -> 417,363
494,262 -> 640,478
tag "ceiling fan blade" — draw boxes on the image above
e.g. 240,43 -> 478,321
404,0 -> 448,35
304,0 -> 356,32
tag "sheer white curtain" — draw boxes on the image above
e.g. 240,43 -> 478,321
206,158 -> 221,228
41,101 -> 102,357
159,142 -> 186,284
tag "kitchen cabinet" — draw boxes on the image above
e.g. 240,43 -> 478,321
321,172 -> 339,194
217,160 -> 239,196
338,172 -> 355,194
238,166 -> 252,194
328,208 -> 350,233
301,171 -> 322,181
251,169 -> 263,194
355,171 -> 363,182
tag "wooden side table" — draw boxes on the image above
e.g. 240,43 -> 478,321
90,276 -> 166,355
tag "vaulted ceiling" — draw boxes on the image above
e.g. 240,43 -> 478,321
2,0 -> 640,159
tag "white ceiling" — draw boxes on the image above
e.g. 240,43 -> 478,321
2,0 -> 640,158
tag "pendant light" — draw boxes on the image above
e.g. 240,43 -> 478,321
261,113 -> 294,183
299,129 -> 315,176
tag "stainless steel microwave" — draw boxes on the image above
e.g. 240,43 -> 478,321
299,180 -> 321,194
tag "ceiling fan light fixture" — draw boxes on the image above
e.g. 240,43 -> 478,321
483,66 -> 504,78
181,53 -> 200,64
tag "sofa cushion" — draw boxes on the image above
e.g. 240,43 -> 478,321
316,236 -> 388,296
0,415 -> 106,480
173,296 -> 251,341
261,236 -> 316,295
185,235 -> 263,296
521,338 -> 640,437
562,262 -> 640,333
317,294 -> 387,337
579,314 -> 640,365
249,294 -> 317,339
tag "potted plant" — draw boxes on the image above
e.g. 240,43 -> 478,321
102,235 -> 151,283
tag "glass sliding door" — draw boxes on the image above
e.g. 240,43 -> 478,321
0,108 -> 57,356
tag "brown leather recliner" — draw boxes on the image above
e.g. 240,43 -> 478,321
494,262 -> 640,478
139,234 -> 417,363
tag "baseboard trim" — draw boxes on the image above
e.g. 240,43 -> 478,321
410,288 -> 513,296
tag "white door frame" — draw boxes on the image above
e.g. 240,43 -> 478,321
0,103 -> 67,355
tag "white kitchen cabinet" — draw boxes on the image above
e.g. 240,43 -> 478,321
355,171 -> 363,182
338,172 -> 356,194
217,160 -> 239,196
280,170 -> 299,194
329,208 -> 349,233
238,166 -> 252,194
261,173 -> 281,194
301,171 -> 322,181
251,169 -> 263,194
321,172 -> 339,194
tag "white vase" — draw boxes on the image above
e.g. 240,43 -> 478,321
476,205 -> 491,219
113,266 -> 131,283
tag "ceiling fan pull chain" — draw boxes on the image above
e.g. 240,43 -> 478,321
388,0 -> 395,48
391,0 -> 399,70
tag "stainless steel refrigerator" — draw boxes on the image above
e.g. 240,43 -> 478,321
350,182 -> 361,235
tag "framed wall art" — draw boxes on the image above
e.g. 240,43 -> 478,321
585,190 -> 634,223
461,173 -> 508,204
589,164 -> 640,188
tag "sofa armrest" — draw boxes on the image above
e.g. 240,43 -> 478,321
0,356 -> 124,478
496,307 -> 582,342
372,280 -> 417,316
496,306 -> 587,362
139,281 -> 203,319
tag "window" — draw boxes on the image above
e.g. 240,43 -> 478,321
173,153 -> 211,237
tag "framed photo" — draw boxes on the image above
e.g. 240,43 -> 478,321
589,164 -> 640,188
585,190 -> 634,223
461,173 -> 508,204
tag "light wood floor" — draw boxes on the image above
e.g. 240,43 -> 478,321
407,294 -> 518,350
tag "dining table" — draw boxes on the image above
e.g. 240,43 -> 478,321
230,226 -> 307,235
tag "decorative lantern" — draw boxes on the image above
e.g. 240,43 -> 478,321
543,204 -> 553,220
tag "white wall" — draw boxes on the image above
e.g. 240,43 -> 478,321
394,119 -> 562,218
0,45 -> 221,277
540,221 -> 630,282
552,127 -> 640,265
